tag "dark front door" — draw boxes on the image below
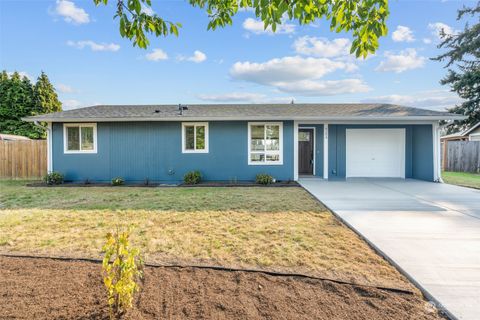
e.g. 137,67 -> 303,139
299,129 -> 314,175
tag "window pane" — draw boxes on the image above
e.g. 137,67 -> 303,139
196,126 -> 205,150
266,125 -> 279,139
266,154 -> 280,162
299,131 -> 310,142
250,153 -> 265,162
251,125 -> 265,151
67,127 -> 80,151
81,127 -> 94,150
266,125 -> 279,151
185,126 -> 195,150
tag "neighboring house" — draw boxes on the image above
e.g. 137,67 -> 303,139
0,133 -> 31,141
441,122 -> 480,142
24,104 -> 463,183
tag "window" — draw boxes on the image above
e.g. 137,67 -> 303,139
248,122 -> 283,165
63,123 -> 97,154
298,131 -> 310,142
182,122 -> 209,153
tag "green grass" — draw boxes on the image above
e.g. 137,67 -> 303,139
0,180 -> 412,289
0,180 -> 319,212
442,171 -> 480,189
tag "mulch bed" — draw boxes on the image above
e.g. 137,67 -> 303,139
26,181 -> 299,188
0,256 -> 444,320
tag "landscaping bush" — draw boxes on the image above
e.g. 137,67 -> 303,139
102,229 -> 143,320
111,177 -> 124,186
184,171 -> 202,184
256,173 -> 274,185
44,172 -> 64,185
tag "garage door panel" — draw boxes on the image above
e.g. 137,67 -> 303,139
346,129 -> 405,178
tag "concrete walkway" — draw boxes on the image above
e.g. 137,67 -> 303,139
300,178 -> 480,320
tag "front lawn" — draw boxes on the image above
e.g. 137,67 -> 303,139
0,180 -> 410,289
442,171 -> 480,189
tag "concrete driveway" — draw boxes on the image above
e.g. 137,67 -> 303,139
300,178 -> 480,320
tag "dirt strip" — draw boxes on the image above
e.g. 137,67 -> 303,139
0,256 -> 445,320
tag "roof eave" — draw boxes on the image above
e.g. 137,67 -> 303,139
23,115 -> 467,122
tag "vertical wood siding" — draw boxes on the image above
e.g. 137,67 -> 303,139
0,140 -> 47,179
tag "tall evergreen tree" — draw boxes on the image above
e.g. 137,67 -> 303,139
433,3 -> 480,133
34,71 -> 62,115
0,71 -> 56,139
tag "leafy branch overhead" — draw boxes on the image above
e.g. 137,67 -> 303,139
93,0 -> 389,58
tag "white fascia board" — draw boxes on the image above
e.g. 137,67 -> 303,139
23,115 -> 467,123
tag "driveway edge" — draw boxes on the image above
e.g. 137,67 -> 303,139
301,185 -> 457,320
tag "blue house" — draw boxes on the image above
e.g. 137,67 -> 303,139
25,104 -> 463,183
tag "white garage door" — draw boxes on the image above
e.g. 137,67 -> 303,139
346,129 -> 405,178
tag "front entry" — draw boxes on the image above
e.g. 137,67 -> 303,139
299,128 -> 314,175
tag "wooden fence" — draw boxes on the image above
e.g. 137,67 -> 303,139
0,140 -> 47,179
442,140 -> 480,173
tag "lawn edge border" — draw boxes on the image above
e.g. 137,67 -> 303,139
300,186 -> 455,320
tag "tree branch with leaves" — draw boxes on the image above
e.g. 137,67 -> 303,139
93,0 -> 389,58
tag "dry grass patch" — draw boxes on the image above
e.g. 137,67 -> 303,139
0,180 -> 414,289
0,208 -> 411,289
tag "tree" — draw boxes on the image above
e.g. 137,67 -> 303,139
432,3 -> 480,134
34,71 -> 62,114
93,0 -> 389,58
0,71 -> 62,139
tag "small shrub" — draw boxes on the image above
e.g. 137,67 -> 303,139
44,172 -> 64,185
111,177 -> 124,186
102,229 -> 143,320
256,173 -> 274,185
184,170 -> 202,184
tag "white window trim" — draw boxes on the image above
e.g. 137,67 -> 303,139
63,123 -> 98,154
248,122 -> 283,165
469,133 -> 480,141
182,122 -> 209,153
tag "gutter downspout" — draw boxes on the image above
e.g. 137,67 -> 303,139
34,121 -> 52,173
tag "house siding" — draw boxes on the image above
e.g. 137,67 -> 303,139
327,124 -> 434,181
52,121 -> 294,182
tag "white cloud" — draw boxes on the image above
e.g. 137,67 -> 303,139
197,92 -> 266,103
62,99 -> 83,110
428,22 -> 456,40
7,71 -> 33,81
67,40 -> 120,52
361,90 -> 462,111
271,79 -> 370,96
54,0 -> 90,24
242,18 -> 295,35
423,38 -> 432,44
230,56 -> 368,96
178,50 -> 207,63
293,36 -> 351,58
56,83 -> 75,93
375,48 -> 426,73
231,56 -> 356,84
141,4 -> 155,15
145,49 -> 168,61
392,26 -> 415,42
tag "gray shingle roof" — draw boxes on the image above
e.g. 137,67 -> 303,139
24,103 -> 464,122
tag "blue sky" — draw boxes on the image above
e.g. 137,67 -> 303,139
0,0 -> 475,110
